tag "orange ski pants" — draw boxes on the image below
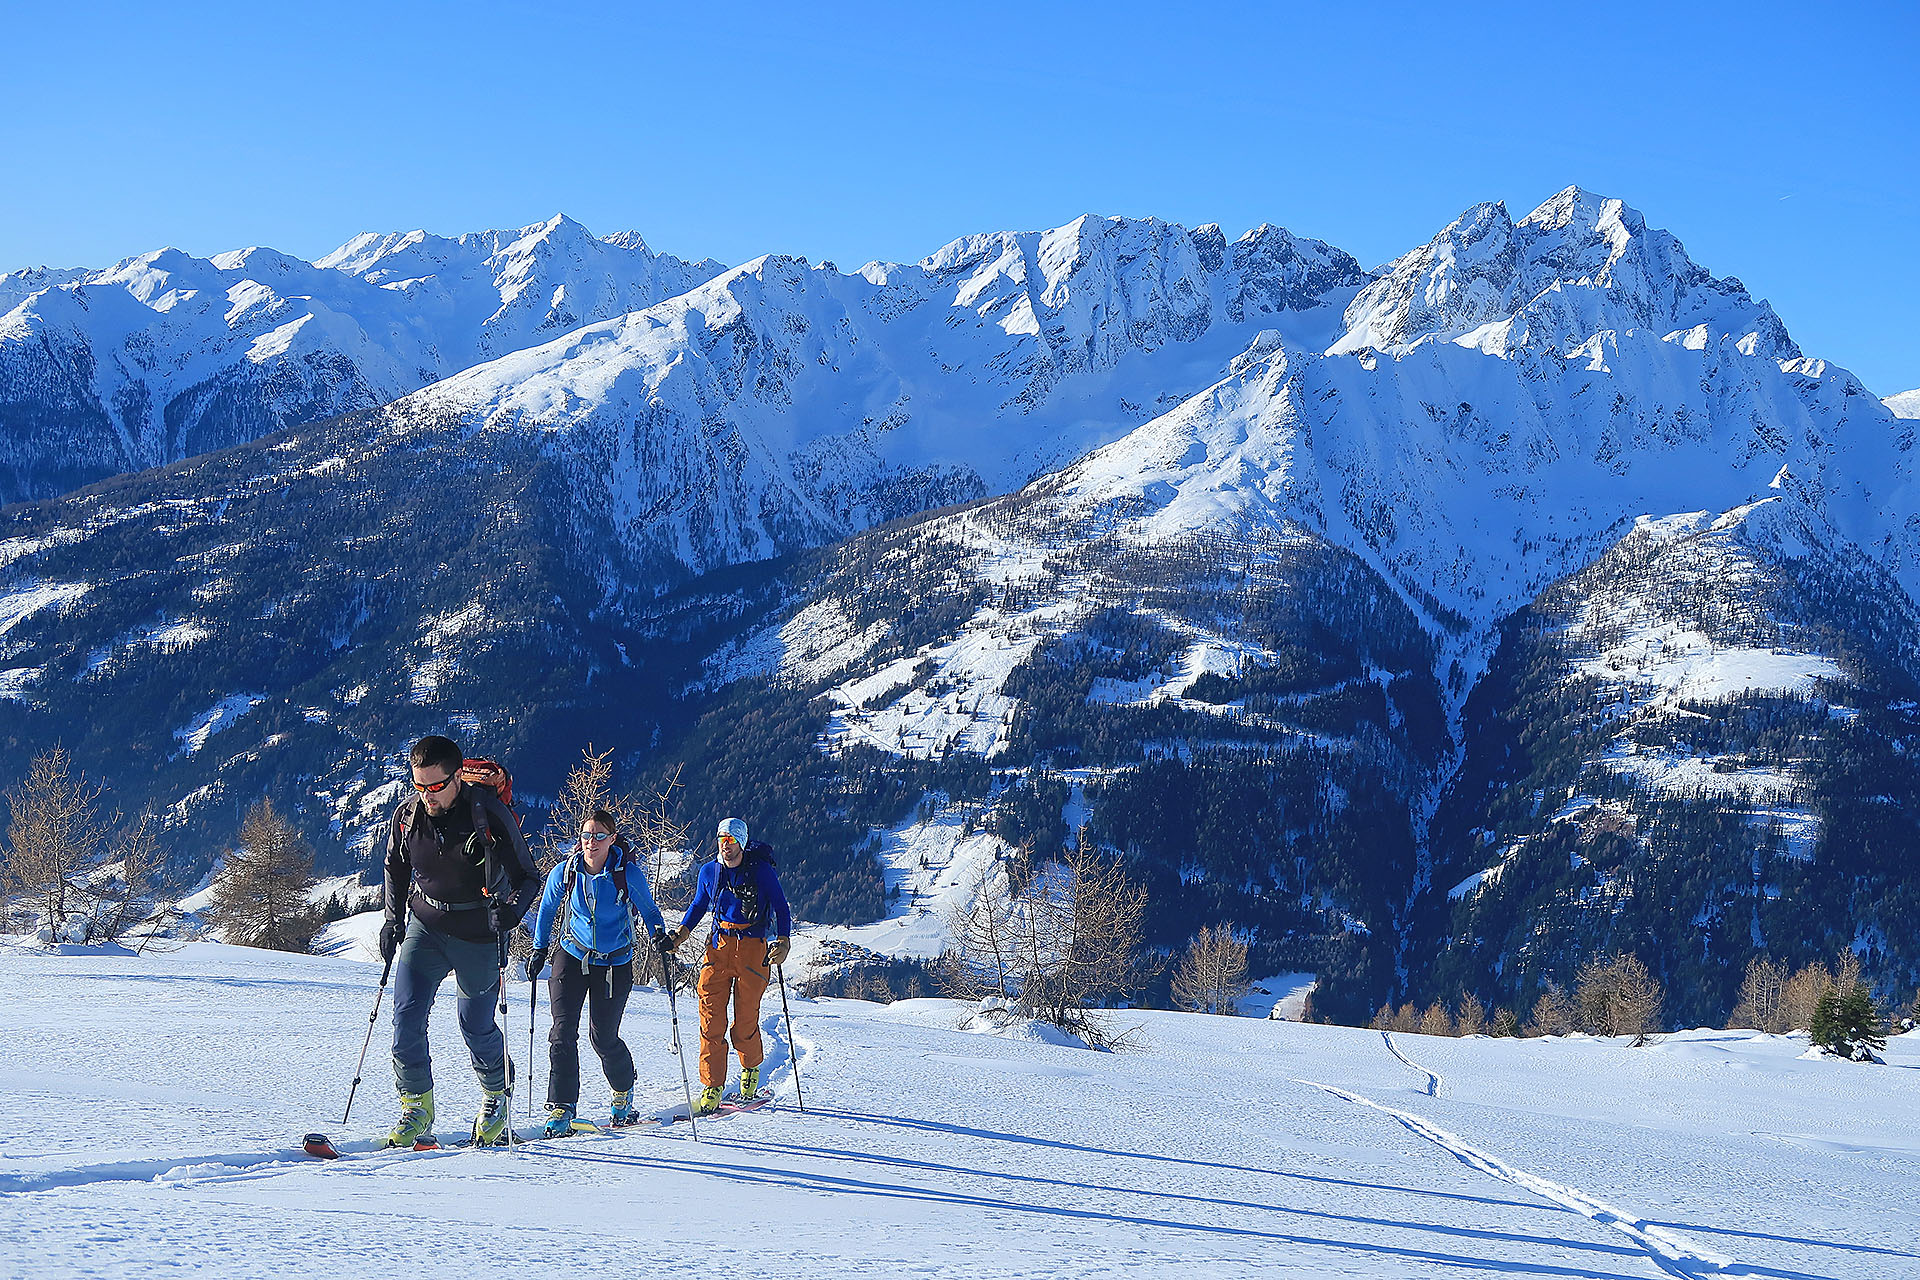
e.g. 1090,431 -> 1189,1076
695,930 -> 769,1088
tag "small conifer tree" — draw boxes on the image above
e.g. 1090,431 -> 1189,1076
1810,983 -> 1887,1062
205,800 -> 323,953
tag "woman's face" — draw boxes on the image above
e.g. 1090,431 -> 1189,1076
581,822 -> 614,871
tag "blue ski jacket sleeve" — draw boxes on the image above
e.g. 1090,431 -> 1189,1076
528,847 -> 667,965
678,854 -> 791,940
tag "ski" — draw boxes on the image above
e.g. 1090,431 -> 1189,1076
453,1117 -> 675,1148
660,1090 -> 776,1124
301,1132 -> 439,1160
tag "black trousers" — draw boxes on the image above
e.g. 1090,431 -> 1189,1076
545,954 -> 637,1109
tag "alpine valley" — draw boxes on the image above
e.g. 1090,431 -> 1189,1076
4,188 -> 1918,1023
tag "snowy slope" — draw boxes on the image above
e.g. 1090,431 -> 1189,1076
1413,489 -> 1920,1017
1887,389 -> 1920,419
2,942 -> 1915,1278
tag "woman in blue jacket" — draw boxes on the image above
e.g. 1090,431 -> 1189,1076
526,808 -> 667,1135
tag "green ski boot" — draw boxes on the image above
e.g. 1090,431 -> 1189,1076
472,1086 -> 511,1146
695,1085 -> 722,1117
385,1090 -> 435,1149
737,1066 -> 760,1101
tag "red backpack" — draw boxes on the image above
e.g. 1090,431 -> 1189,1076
458,758 -> 514,809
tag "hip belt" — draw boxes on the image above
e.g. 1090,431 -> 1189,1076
414,890 -> 484,913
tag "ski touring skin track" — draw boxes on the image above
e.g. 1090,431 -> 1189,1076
1298,1079 -> 1740,1279
301,1089 -> 777,1159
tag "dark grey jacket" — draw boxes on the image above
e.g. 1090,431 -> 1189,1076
384,784 -> 538,944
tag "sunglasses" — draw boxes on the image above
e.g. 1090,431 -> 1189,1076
412,775 -> 456,794
581,832 -> 613,842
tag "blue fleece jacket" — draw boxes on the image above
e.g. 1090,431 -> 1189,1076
529,843 -> 666,966
678,847 -> 791,941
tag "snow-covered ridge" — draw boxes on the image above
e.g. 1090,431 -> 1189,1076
0,215 -> 730,501
387,212 -> 1371,579
1330,185 -> 1795,362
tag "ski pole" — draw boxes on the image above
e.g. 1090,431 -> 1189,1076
342,953 -> 395,1125
483,841 -> 516,1144
661,951 -> 700,1142
774,962 -> 804,1113
496,927 -> 514,1140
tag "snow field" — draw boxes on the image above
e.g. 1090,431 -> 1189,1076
2,944 -> 1915,1278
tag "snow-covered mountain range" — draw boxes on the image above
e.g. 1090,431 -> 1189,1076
0,216 -> 724,501
2,187 -> 1915,1024
375,213 -> 1367,583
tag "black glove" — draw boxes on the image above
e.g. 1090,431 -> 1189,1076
487,899 -> 513,935
378,918 -> 404,963
651,928 -> 672,958
527,947 -> 549,982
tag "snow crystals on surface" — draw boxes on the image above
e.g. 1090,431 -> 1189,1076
1,943 -> 1915,1278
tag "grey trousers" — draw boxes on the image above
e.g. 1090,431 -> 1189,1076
391,917 -> 507,1095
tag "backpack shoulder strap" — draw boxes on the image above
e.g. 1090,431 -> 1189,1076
554,854 -> 580,945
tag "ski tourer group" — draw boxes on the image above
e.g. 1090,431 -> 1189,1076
378,734 -> 792,1147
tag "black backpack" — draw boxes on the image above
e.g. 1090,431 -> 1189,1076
722,841 -> 776,927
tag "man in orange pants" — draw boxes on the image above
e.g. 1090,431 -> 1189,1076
665,818 -> 792,1114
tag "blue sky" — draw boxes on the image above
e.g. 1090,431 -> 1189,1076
3,1 -> 1915,393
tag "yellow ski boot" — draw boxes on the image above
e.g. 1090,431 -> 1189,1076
385,1090 -> 435,1149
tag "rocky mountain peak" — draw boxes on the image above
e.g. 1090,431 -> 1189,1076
1331,187 -> 1795,362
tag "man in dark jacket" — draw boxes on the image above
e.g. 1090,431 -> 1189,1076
379,735 -> 538,1147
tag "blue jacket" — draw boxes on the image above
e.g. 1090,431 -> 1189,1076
529,843 -> 666,966
679,846 -> 791,942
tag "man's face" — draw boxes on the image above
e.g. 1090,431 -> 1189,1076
718,834 -> 744,868
412,763 -> 462,816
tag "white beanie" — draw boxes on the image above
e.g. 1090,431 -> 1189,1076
717,817 -> 749,846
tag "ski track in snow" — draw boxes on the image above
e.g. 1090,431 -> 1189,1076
1304,1079 -> 1736,1279
0,1007 -> 815,1197
1380,1031 -> 1443,1097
